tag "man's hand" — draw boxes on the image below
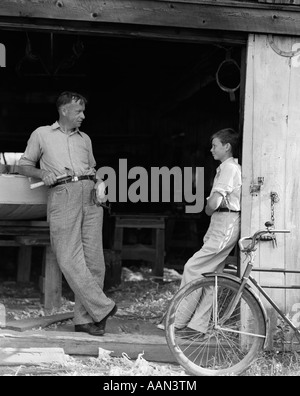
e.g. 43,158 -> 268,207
41,170 -> 58,186
94,180 -> 107,203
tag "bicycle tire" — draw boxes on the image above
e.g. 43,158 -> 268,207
165,276 -> 266,376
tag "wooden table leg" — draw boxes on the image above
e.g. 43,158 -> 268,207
17,246 -> 32,283
153,228 -> 165,277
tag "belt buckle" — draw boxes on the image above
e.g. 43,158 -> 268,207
72,176 -> 79,182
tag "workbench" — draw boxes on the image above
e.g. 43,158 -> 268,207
112,214 -> 166,277
0,220 -> 122,310
0,220 -> 61,310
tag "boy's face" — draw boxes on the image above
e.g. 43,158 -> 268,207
211,138 -> 231,162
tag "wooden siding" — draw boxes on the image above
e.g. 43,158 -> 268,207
242,34 -> 300,341
1,1 -> 300,37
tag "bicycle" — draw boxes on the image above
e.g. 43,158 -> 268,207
165,221 -> 300,376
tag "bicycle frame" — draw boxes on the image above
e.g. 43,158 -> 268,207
165,224 -> 300,376
216,247 -> 300,344
249,276 -> 300,339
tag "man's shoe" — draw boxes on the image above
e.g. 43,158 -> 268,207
74,323 -> 105,336
95,304 -> 118,331
175,326 -> 208,341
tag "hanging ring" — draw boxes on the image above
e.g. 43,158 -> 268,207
216,59 -> 241,93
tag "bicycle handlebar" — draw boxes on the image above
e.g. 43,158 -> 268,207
238,228 -> 290,252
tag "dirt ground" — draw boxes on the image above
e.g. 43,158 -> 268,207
0,266 -> 186,376
0,265 -> 181,325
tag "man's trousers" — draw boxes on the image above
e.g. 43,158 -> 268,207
47,179 -> 115,325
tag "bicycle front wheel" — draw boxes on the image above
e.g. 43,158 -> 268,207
165,276 -> 266,376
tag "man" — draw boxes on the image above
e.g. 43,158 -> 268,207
18,91 -> 117,336
174,128 -> 241,337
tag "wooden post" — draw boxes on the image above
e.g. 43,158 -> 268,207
43,246 -> 62,310
16,246 -> 32,283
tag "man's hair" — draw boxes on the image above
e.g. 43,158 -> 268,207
211,128 -> 240,157
56,91 -> 87,110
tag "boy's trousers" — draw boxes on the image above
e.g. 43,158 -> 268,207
175,211 -> 241,333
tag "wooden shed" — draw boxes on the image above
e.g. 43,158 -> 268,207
0,0 -> 300,338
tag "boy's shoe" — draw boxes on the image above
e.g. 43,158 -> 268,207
156,312 -> 167,330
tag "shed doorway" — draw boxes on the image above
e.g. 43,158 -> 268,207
0,30 -> 245,277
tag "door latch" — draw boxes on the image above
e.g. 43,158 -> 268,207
250,177 -> 264,195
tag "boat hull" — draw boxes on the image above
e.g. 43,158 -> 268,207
0,175 -> 47,220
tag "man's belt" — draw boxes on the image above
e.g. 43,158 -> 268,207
217,208 -> 240,212
51,175 -> 96,188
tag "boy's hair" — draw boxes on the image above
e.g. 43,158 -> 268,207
56,91 -> 87,110
211,128 -> 240,157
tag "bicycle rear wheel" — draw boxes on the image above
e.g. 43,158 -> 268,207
165,276 -> 266,376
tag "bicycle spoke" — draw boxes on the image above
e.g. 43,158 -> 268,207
218,326 -> 266,339
166,277 -> 266,375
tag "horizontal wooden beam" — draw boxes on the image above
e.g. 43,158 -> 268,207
0,329 -> 176,363
0,0 -> 300,37
0,347 -> 66,366
0,19 -> 248,45
5,312 -> 74,332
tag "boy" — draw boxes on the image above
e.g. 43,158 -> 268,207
174,128 -> 241,337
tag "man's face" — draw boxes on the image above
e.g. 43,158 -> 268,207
63,99 -> 85,129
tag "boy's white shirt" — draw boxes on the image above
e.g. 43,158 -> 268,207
207,157 -> 242,211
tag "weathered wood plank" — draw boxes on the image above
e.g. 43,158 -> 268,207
0,220 -> 49,236
0,19 -> 247,45
242,34 -> 300,345
5,312 -> 74,332
0,330 -> 175,363
0,347 -> 66,366
0,240 -> 20,246
15,235 -> 50,246
1,0 -> 300,36
284,37 -> 300,327
252,36 -> 288,316
241,35 -> 256,241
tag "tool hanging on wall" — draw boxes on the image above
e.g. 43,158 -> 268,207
270,191 -> 280,226
16,33 -> 85,77
215,49 -> 241,102
261,191 -> 280,247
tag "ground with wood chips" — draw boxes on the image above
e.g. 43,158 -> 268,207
0,267 -> 187,376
